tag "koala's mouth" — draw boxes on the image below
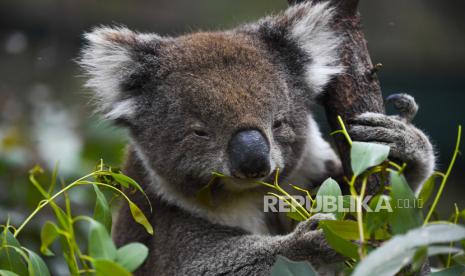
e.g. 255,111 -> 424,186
219,170 -> 278,192
220,177 -> 262,191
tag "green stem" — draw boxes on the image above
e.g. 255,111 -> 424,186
14,171 -> 101,238
446,203 -> 460,267
357,177 -> 368,258
268,192 -> 308,220
257,170 -> 311,219
348,174 -> 366,259
424,125 -> 462,225
337,115 -> 353,146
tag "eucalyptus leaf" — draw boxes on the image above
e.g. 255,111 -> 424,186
50,206 -> 70,231
317,178 -> 342,198
320,220 -> 361,241
270,255 -> 317,276
320,220 -> 389,241
316,178 -> 342,219
351,142 -> 390,176
411,246 -> 464,272
365,195 -> 390,235
115,243 -> 149,272
453,253 -> 465,265
426,246 -> 463,256
195,183 -> 213,207
0,270 -> 19,276
0,228 -> 28,275
417,174 -> 437,205
25,249 -> 50,276
460,210 -> 465,221
88,219 -> 117,260
92,259 -> 131,276
320,223 -> 359,260
110,173 -> 143,194
286,206 -> 307,222
40,221 -> 60,256
411,247 -> 427,272
352,224 -> 465,276
128,201 -> 153,235
93,184 -> 112,232
388,172 -> 423,234
430,265 -> 465,276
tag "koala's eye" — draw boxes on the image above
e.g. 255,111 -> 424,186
194,130 -> 208,137
193,129 -> 209,138
188,122 -> 210,139
273,119 -> 284,130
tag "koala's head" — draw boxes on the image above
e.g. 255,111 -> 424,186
79,2 -> 342,198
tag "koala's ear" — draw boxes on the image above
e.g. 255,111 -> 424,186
248,2 -> 343,95
79,26 -> 161,120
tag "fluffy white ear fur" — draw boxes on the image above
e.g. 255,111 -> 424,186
268,2 -> 343,94
79,27 -> 159,120
289,2 -> 343,94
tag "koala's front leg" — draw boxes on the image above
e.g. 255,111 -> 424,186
347,94 -> 435,187
180,214 -> 340,276
280,214 -> 342,265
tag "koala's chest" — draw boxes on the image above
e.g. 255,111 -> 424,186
206,199 -> 268,234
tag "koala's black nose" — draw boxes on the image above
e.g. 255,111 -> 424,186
228,129 -> 271,179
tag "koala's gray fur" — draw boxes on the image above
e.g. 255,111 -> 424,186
79,2 -> 435,275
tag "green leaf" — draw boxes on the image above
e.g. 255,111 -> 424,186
426,246 -> 463,256
388,172 -> 423,234
365,195 -> 390,235
115,243 -> 149,272
0,270 -> 19,276
320,224 -> 359,260
352,223 -> 465,276
0,228 -> 28,275
320,220 -> 360,241
286,206 -> 307,222
320,220 -> 389,241
50,206 -> 70,231
459,209 -> 465,222
110,173 -> 144,194
430,265 -> 465,276
92,259 -> 131,276
195,183 -> 213,207
25,249 -> 50,276
63,251 -> 79,276
88,219 -> 117,260
93,184 -> 112,232
128,201 -> 153,235
40,221 -> 60,256
351,142 -> 390,176
411,247 -> 427,272
270,255 -> 317,276
317,178 -> 342,198
316,178 -> 343,219
453,253 -> 465,265
417,174 -> 437,205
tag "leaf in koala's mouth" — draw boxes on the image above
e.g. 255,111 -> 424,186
195,172 -> 224,207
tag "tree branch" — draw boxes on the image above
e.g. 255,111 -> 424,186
288,0 -> 385,193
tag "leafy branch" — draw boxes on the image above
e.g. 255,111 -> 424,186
1,161 -> 153,276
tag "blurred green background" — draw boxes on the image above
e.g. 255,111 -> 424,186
0,0 -> 463,270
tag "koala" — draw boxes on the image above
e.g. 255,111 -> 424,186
79,2 -> 435,275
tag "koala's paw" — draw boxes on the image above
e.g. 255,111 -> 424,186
293,213 -> 335,236
283,213 -> 341,265
347,94 -> 435,187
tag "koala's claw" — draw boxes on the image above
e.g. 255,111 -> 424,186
294,213 -> 335,236
284,213 -> 341,265
348,111 -> 435,187
386,93 -> 418,123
